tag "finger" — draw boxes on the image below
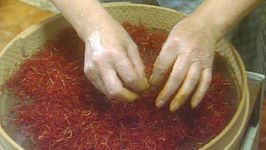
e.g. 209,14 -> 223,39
155,55 -> 190,108
101,67 -> 139,102
149,43 -> 178,87
169,62 -> 201,112
84,64 -> 108,95
112,50 -> 147,92
191,68 -> 212,108
126,43 -> 147,77
126,44 -> 149,90
89,76 -> 108,94
84,46 -> 108,94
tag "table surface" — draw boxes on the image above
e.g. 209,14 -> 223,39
248,78 -> 262,112
0,0 -> 53,51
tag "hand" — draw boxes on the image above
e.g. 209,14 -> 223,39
83,16 -> 149,102
150,16 -> 219,112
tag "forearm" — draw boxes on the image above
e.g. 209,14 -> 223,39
50,0 -> 110,40
191,0 -> 261,38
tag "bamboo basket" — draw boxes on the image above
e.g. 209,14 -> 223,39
0,3 -> 249,150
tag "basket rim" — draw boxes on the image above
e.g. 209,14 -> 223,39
200,42 -> 249,149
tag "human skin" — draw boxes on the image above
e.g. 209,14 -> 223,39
50,0 -> 261,111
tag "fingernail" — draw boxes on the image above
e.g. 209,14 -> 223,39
191,98 -> 200,108
127,93 -> 139,102
156,100 -> 165,108
169,101 -> 180,112
155,92 -> 166,108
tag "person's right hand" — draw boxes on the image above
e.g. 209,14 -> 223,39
83,16 -> 149,102
149,16 -> 218,112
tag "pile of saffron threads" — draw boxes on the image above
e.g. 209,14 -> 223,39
4,23 -> 238,150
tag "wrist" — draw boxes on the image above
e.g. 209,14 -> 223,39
194,13 -> 231,38
76,11 -> 113,41
51,0 -> 112,41
185,14 -> 223,42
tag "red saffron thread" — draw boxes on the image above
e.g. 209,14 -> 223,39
4,23 -> 238,150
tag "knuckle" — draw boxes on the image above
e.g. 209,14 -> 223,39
83,64 -> 94,75
91,53 -> 104,65
154,63 -> 165,75
125,75 -> 138,84
169,36 -> 181,44
171,73 -> 182,81
107,86 -> 122,97
125,76 -> 134,84
110,51 -> 124,60
108,47 -> 123,55
174,65 -> 186,74
187,75 -> 199,83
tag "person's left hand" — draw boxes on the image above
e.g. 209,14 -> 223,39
150,16 -> 220,112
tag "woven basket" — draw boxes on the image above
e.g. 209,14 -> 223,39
0,3 -> 249,150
